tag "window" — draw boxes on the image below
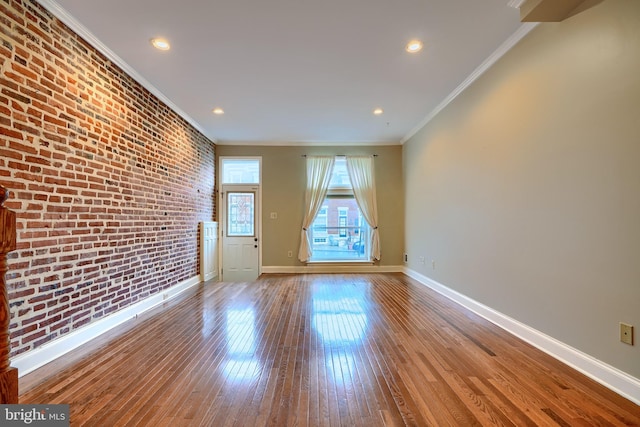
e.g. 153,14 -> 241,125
338,207 -> 348,237
309,158 -> 370,261
313,206 -> 328,243
221,158 -> 260,184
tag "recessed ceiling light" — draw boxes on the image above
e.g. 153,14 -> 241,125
151,38 -> 171,51
212,107 -> 225,115
373,108 -> 384,115
405,40 -> 423,53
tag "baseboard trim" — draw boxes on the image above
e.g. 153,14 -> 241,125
12,275 -> 201,377
403,268 -> 640,406
261,265 -> 404,274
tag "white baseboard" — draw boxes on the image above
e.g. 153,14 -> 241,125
403,268 -> 640,405
12,275 -> 201,377
261,264 -> 404,274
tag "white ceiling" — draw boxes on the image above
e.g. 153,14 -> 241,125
40,0 -> 528,145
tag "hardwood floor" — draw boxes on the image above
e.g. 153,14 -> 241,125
20,273 -> 640,426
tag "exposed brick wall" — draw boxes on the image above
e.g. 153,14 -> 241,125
0,0 -> 216,357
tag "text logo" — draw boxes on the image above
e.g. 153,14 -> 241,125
0,405 -> 69,426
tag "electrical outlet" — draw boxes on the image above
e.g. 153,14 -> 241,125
270,212 -> 278,219
404,253 -> 408,263
419,256 -> 425,264
287,250 -> 293,258
620,323 -> 634,345
432,260 -> 436,270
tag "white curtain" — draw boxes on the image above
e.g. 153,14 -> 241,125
298,156 -> 335,262
346,156 -> 380,260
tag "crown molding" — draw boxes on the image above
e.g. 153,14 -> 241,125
215,139 -> 402,147
35,0 -> 216,143
401,22 -> 538,144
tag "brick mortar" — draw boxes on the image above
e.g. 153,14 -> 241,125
1,0 -> 216,357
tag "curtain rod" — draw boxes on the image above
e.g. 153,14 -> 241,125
301,154 -> 378,157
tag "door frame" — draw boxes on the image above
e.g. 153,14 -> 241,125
218,156 -> 262,281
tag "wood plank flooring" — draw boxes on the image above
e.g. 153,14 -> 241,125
19,273 -> 640,426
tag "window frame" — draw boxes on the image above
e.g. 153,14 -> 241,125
308,157 -> 372,263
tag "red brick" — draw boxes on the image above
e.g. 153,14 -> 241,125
12,62 -> 38,80
8,139 -> 38,155
21,330 -> 46,345
0,148 -> 22,160
0,125 -> 23,139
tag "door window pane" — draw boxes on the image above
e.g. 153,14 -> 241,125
227,192 -> 255,236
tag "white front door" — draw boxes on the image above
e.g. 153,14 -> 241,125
221,186 -> 260,281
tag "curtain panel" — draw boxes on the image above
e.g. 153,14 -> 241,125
346,156 -> 381,260
298,156 -> 335,262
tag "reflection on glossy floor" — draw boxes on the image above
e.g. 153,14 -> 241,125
20,274 -> 640,426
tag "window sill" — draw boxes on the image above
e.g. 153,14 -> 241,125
306,259 -> 374,265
